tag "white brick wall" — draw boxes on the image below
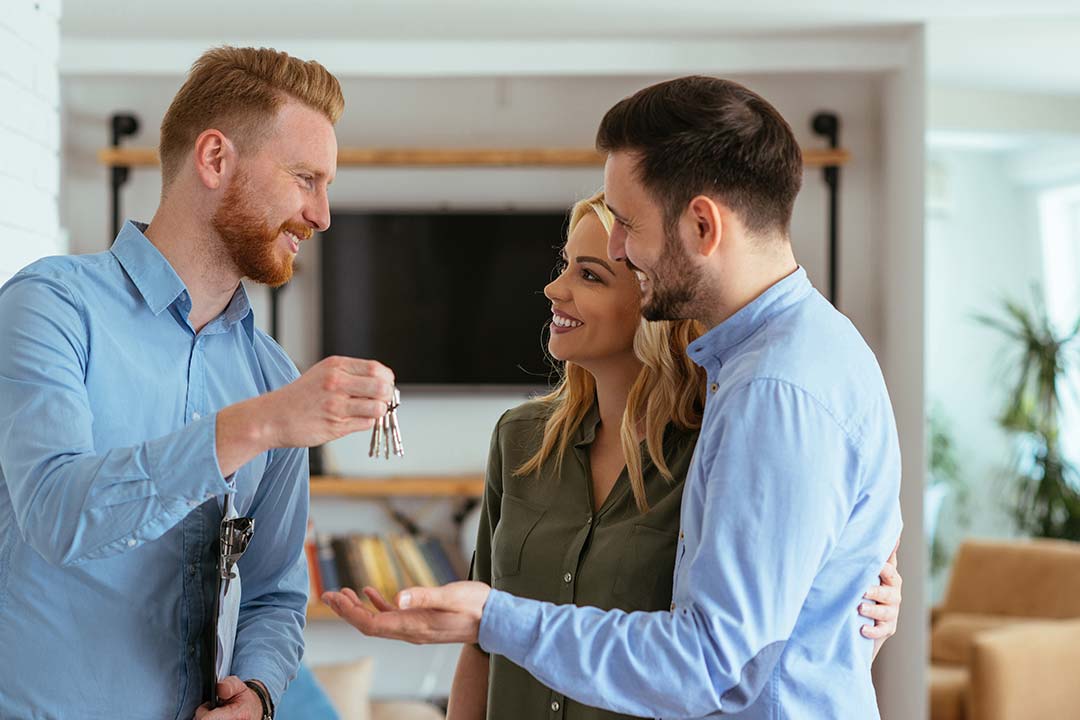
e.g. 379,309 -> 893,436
0,0 -> 64,285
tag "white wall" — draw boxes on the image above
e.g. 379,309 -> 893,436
60,54 -> 924,708
873,29 -> 928,720
61,71 -> 889,471
0,0 -> 64,284
926,146 -> 1039,577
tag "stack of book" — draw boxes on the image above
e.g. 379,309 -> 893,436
305,530 -> 466,601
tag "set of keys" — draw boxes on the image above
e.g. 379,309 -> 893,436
369,387 -> 404,458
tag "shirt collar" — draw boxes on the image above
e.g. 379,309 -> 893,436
687,266 -> 812,368
573,400 -> 603,449
111,220 -> 255,341
111,221 -> 187,316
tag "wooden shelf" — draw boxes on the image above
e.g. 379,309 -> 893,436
97,146 -> 851,169
310,474 -> 484,498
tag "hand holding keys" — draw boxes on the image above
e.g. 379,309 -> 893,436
369,387 -> 404,459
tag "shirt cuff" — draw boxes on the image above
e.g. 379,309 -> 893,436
145,413 -> 232,504
477,588 -> 543,663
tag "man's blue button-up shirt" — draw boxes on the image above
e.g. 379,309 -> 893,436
0,222 -> 309,719
479,268 -> 903,719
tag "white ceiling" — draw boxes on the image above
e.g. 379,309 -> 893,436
60,1 -> 1080,94
58,0 -> 1080,39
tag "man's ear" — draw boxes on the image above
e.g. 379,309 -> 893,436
192,129 -> 236,190
687,195 -> 723,257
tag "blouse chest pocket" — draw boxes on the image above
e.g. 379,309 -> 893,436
490,493 -> 546,581
611,524 -> 679,610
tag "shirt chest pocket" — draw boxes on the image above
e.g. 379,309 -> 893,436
611,524 -> 679,610
490,493 -> 546,581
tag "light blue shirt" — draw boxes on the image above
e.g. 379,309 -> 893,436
0,222 -> 309,719
479,268 -> 903,719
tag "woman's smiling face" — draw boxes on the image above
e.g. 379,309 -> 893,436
544,210 -> 643,369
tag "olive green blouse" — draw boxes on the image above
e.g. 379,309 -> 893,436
470,399 -> 700,720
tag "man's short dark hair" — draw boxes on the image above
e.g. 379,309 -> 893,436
596,76 -> 803,237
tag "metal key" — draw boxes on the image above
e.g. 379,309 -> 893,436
388,393 -> 404,456
369,412 -> 382,457
382,412 -> 391,459
369,387 -> 404,459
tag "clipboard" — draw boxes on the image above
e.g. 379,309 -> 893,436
205,495 -> 254,707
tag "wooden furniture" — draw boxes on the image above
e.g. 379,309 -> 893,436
97,145 -> 851,169
929,538 -> 1080,720
306,474 -> 483,621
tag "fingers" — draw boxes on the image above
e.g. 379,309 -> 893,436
326,356 -> 395,385
216,676 -> 247,702
879,560 -> 902,588
861,622 -> 894,640
396,585 -> 439,610
863,581 -> 901,605
363,586 -> 398,612
396,581 -> 491,620
321,371 -> 393,405
859,601 -> 897,623
859,601 -> 898,640
344,397 -> 390,420
323,590 -> 378,627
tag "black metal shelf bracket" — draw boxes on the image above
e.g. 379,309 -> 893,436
109,113 -> 140,242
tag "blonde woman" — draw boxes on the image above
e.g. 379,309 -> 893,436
432,191 -> 902,720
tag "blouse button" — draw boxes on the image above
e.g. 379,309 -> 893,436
551,701 -> 561,712
563,572 -> 573,584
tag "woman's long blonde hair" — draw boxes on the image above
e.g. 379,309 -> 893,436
515,190 -> 706,511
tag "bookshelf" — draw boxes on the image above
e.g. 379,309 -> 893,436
306,474 -> 484,621
97,145 -> 852,169
310,474 -> 484,498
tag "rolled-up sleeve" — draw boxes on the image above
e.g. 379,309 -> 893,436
478,379 -> 859,718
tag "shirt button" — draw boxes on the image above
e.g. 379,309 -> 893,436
551,701 -> 561,712
192,412 -> 202,420
563,572 -> 573,584
710,382 -> 719,393
126,538 -> 137,547
670,602 -> 676,611
679,531 -> 685,540
188,564 -> 197,576
189,644 -> 196,655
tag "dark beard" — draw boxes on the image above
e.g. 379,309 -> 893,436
211,170 -> 298,288
641,225 -> 702,321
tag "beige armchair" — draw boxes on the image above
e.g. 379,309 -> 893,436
929,538 -> 1080,720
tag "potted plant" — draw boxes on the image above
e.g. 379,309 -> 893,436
978,289 -> 1080,540
926,407 -> 967,575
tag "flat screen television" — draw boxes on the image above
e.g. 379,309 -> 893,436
320,211 -> 570,386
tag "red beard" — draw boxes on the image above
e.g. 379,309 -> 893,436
211,170 -> 313,287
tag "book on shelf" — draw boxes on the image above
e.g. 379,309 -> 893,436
308,531 -> 464,603
315,534 -> 340,595
303,520 -> 322,599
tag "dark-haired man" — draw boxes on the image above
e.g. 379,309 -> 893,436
327,76 -> 902,719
